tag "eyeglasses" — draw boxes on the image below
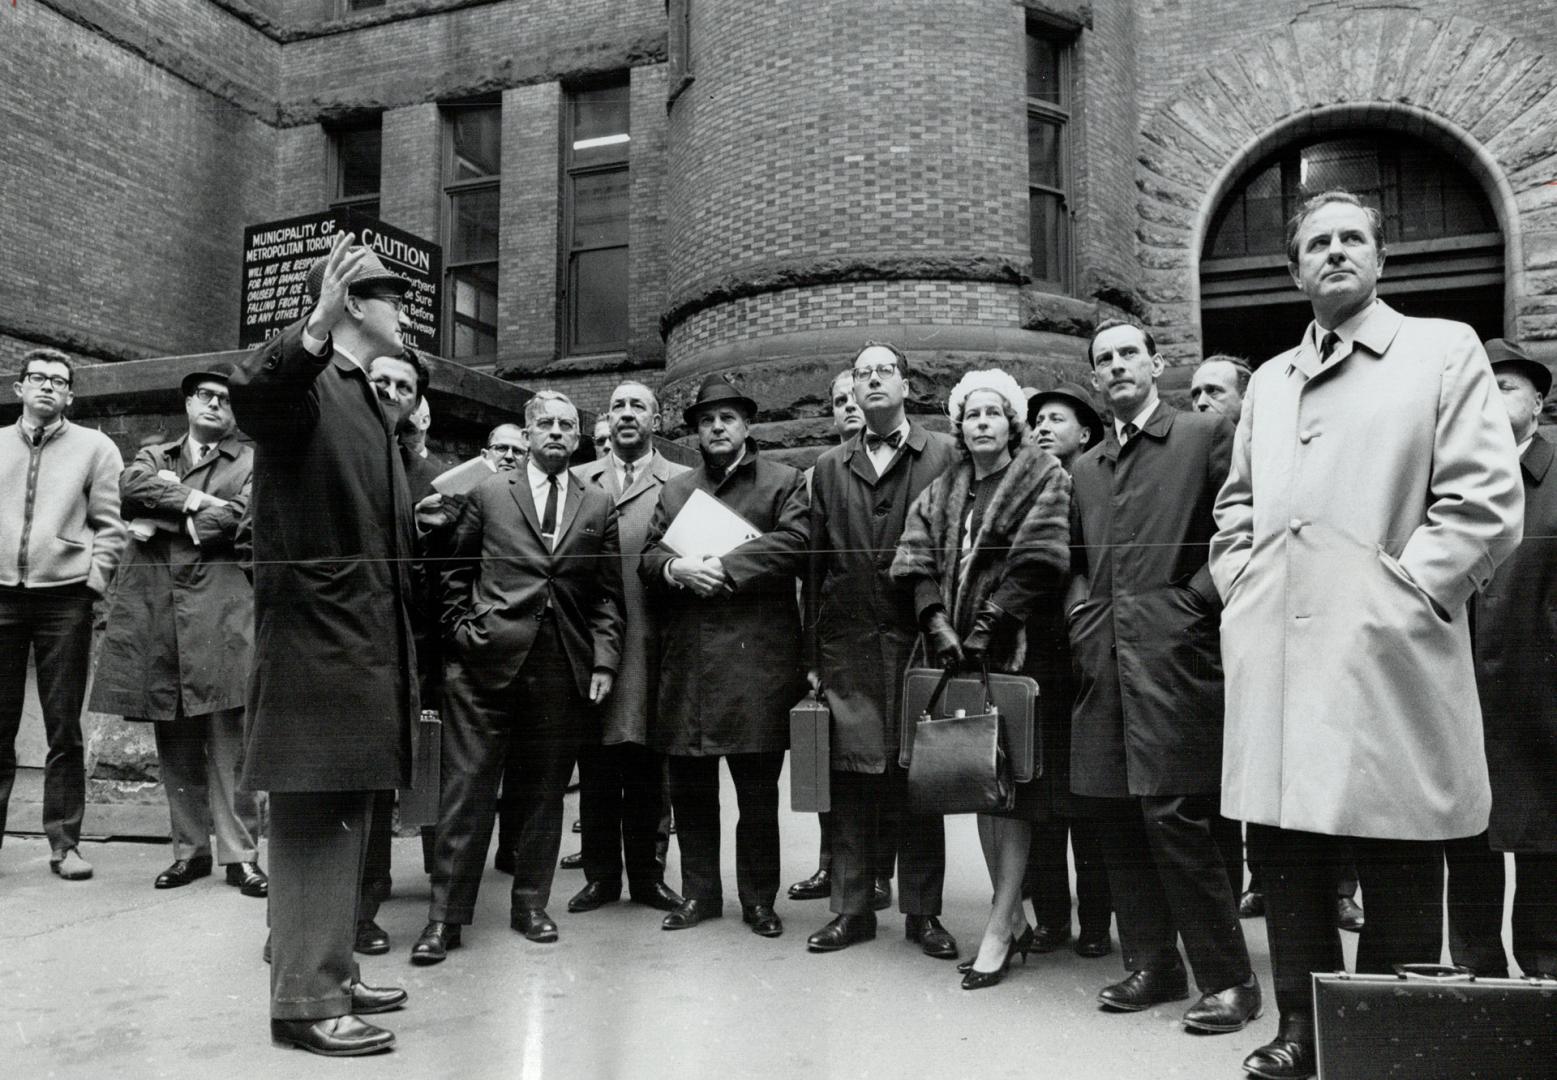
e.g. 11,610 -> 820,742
593,435 -> 610,448
21,372 -> 71,391
486,443 -> 524,456
851,361 -> 899,382
191,387 -> 231,407
362,294 -> 406,313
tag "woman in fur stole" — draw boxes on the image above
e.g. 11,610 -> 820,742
890,369 -> 1073,990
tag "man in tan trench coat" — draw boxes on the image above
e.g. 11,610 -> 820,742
1210,190 -> 1523,1080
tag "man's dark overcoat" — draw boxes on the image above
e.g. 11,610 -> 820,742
640,442 -> 808,757
92,433 -> 254,721
1068,406 -> 1233,798
806,424 -> 958,773
227,319 -> 419,792
1473,431 -> 1557,853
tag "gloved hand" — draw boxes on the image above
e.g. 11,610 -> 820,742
960,601 -> 1014,666
922,607 -> 963,668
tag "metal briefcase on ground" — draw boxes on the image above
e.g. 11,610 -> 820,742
898,666 -> 1037,783
1313,965 -> 1557,1079
396,709 -> 442,829
789,690 -> 831,813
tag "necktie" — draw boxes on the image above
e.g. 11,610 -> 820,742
198,443 -> 213,462
622,460 -> 635,489
540,475 -> 559,544
1319,330 -> 1342,364
866,429 -> 903,451
1120,422 -> 1139,444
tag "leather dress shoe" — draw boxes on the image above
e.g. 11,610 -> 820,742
350,981 -> 407,1015
262,933 -> 271,965
1075,927 -> 1113,958
787,868 -> 831,901
409,921 -> 461,965
270,1015 -> 394,1057
1182,975 -> 1261,1033
512,908 -> 559,943
1242,1013 -> 1316,1079
661,898 -> 722,930
50,847 -> 94,881
1336,895 -> 1365,933
354,919 -> 390,955
742,904 -> 783,937
1031,924 -> 1072,953
1238,889 -> 1266,918
494,848 -> 515,875
1098,967 -> 1191,1011
154,855 -> 211,889
629,880 -> 683,911
559,851 -> 584,871
572,818 -> 582,832
806,912 -> 877,951
568,880 -> 621,912
905,915 -> 958,960
869,875 -> 892,911
225,861 -> 268,897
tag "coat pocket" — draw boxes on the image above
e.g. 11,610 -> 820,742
1375,547 -> 1450,624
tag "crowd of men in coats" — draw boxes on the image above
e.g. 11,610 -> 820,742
0,187 -> 1552,1079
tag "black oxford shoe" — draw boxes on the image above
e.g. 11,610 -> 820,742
409,921 -> 461,965
512,908 -> 559,943
568,880 -> 621,912
1183,975 -> 1262,1033
350,981 -> 407,1015
1242,1013 -> 1316,1079
558,851 -> 584,871
869,875 -> 892,911
1238,889 -> 1266,918
224,861 -> 268,897
1336,895 -> 1365,933
1098,967 -> 1191,1011
629,880 -> 684,912
742,904 -> 784,937
155,855 -> 212,889
1074,928 -> 1113,958
661,898 -> 722,931
905,915 -> 958,960
270,1015 -> 394,1057
354,919 -> 390,955
1031,924 -> 1072,953
787,868 -> 831,901
806,912 -> 877,951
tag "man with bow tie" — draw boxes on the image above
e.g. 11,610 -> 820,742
93,366 -> 266,898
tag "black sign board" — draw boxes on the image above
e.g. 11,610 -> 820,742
239,209 -> 443,354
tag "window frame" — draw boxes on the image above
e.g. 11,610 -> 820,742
440,98 -> 502,364
1025,23 -> 1075,293
561,79 -> 632,358
327,117 -> 383,219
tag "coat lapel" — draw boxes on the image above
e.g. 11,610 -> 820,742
508,474 -> 545,547
846,431 -> 879,487
616,452 -> 661,507
553,472 -> 587,547
1524,432 -> 1554,485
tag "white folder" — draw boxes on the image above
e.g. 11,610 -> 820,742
660,488 -> 761,558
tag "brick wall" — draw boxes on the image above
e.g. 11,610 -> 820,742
498,82 -> 563,371
628,64 -> 671,368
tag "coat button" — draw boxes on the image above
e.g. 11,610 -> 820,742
1289,518 -> 1304,533
1298,430 -> 1315,443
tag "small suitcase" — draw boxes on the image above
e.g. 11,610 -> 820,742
1313,965 -> 1557,1079
789,691 -> 831,813
899,666 -> 1038,783
396,709 -> 443,829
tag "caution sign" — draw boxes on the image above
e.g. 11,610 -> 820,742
240,209 -> 443,354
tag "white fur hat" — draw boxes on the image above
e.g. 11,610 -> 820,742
947,368 -> 1027,423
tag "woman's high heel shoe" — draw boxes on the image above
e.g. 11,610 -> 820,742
958,924 -> 1033,973
961,937 -> 1015,990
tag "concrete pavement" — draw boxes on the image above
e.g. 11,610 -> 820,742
6,775 -> 1335,1080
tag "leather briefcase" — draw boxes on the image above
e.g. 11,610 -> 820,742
396,709 -> 442,829
1313,965 -> 1557,1079
789,691 -> 831,813
904,666 -> 1013,816
899,664 -> 1037,782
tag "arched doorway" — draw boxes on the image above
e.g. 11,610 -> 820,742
1199,130 -> 1503,365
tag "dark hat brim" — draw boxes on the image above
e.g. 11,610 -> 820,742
1028,387 -> 1105,444
1490,356 -> 1552,398
683,393 -> 757,429
180,367 -> 232,398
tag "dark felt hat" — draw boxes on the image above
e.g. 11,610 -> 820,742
304,248 -> 412,302
181,364 -> 232,398
682,373 -> 758,427
1027,381 -> 1105,448
1485,338 -> 1551,398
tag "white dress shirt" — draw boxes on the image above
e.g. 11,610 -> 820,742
1114,398 -> 1159,444
527,459 -> 568,550
1307,298 -> 1379,365
864,420 -> 911,476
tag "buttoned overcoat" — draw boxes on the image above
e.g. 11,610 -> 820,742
1067,406 -> 1233,798
806,424 -> 958,774
574,451 -> 690,746
227,319 -> 419,793
1211,303 -> 1523,840
92,434 -> 254,721
640,443 -> 808,757
1472,431 -> 1555,853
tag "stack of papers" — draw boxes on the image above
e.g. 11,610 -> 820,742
660,488 -> 761,558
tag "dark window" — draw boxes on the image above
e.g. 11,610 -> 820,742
329,119 -> 382,219
442,101 -> 500,362
1026,26 -> 1073,291
668,0 -> 695,105
346,0 -> 387,10
564,82 -> 630,355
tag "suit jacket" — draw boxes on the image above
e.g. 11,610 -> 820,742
1068,405 -> 1233,798
92,433 -> 254,721
227,318 -> 419,793
439,466 -> 625,698
1211,302 -> 1523,839
573,450 -> 690,745
1472,431 -> 1554,852
806,423 -> 959,772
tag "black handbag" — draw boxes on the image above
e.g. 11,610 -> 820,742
904,665 -> 1015,816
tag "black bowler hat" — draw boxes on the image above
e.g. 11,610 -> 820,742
1485,338 -> 1551,398
181,364 -> 232,398
682,373 -> 758,428
1027,382 -> 1105,448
